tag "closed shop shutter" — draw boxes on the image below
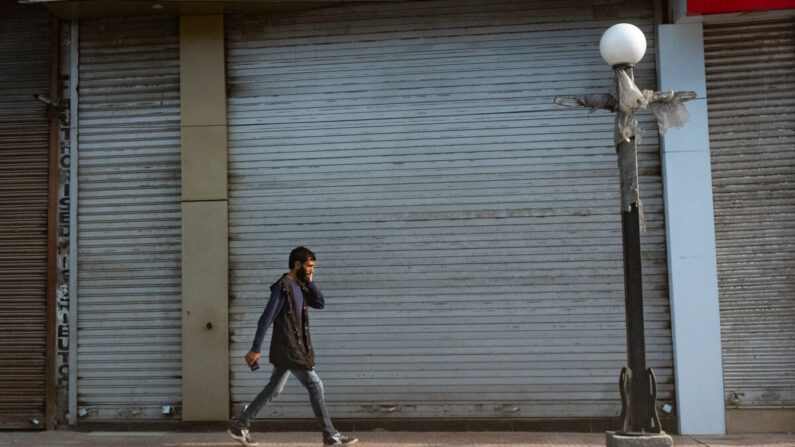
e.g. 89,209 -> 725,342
0,2 -> 51,429
76,16 -> 182,421
227,0 -> 673,420
704,20 -> 795,408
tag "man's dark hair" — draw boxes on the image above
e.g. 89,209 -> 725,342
289,246 -> 316,269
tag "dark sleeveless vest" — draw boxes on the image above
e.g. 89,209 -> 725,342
269,278 -> 315,370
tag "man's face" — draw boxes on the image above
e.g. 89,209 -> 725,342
296,259 -> 315,282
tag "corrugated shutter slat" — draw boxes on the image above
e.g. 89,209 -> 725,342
76,16 -> 182,421
0,3 -> 50,430
705,19 -> 795,408
227,0 -> 673,420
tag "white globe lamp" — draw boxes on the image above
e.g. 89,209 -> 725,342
599,23 -> 647,67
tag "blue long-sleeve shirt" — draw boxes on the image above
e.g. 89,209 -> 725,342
250,274 -> 325,354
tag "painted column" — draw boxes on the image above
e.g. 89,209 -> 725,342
656,22 -> 726,435
180,15 -> 229,421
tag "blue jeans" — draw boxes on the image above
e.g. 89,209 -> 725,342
233,366 -> 337,437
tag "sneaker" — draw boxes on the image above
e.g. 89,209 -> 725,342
227,426 -> 259,447
323,432 -> 358,446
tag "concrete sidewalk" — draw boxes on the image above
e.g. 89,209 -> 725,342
1,431 -> 793,447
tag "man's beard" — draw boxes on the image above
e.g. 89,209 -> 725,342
296,266 -> 308,283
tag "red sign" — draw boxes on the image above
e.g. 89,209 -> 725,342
689,0 -> 795,14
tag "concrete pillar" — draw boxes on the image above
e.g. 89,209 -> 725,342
179,15 -> 229,421
656,22 -> 726,435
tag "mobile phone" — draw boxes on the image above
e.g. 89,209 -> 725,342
250,361 -> 260,371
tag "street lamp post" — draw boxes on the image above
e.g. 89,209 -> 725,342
554,24 -> 696,439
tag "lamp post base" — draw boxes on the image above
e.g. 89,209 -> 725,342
606,431 -> 673,447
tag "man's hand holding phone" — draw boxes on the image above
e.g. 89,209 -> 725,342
246,350 -> 260,371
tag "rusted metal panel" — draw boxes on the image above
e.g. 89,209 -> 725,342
0,0 -> 51,430
704,19 -> 795,408
226,0 -> 674,420
76,16 -> 182,422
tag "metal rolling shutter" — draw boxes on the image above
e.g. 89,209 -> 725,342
76,16 -> 182,421
0,3 -> 50,429
704,20 -> 795,408
227,0 -> 673,420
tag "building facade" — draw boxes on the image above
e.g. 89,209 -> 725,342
1,0 -> 793,435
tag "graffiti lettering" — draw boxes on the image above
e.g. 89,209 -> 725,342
56,65 -> 73,424
58,185 -> 69,238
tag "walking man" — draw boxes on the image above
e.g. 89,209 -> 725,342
228,247 -> 358,447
